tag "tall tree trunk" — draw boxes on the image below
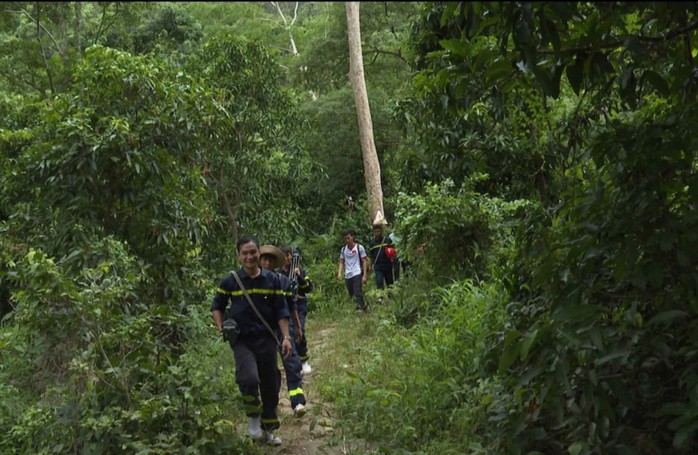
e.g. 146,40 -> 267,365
346,1 -> 385,225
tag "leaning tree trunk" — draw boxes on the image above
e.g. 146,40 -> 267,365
346,1 -> 385,225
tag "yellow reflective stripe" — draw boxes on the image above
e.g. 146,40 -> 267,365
241,395 -> 262,413
219,289 -> 284,297
231,289 -> 283,296
261,417 -> 280,425
289,388 -> 304,397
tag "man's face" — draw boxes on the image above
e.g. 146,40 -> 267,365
259,254 -> 273,270
343,234 -> 354,245
373,227 -> 382,239
237,241 -> 259,269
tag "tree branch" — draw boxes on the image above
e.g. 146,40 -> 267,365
539,20 -> 698,55
270,2 -> 288,26
364,46 -> 406,64
6,6 -> 65,57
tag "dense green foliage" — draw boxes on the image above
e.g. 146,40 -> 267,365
1,2 -> 696,454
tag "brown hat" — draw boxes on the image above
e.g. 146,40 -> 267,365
259,245 -> 286,269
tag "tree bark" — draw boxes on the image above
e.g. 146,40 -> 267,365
346,2 -> 385,225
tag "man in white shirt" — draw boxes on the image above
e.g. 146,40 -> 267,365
337,229 -> 368,311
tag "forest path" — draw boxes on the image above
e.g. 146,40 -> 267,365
236,320 -> 373,454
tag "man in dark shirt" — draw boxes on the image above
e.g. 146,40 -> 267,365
211,236 -> 292,446
259,244 -> 308,418
368,224 -> 396,289
278,245 -> 314,374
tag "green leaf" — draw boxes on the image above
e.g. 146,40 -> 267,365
439,39 -> 468,58
568,442 -> 588,455
641,70 -> 669,96
498,330 -> 521,374
591,52 -> 614,78
673,422 -> 698,448
533,66 -> 560,98
566,56 -> 585,94
520,329 -> 539,360
552,304 -> 601,323
647,310 -> 688,326
485,59 -> 513,85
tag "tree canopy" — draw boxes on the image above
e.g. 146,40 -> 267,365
0,2 -> 696,454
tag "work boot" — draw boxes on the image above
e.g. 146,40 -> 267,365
265,431 -> 282,446
247,416 -> 263,440
293,403 -> 307,418
301,362 -> 312,374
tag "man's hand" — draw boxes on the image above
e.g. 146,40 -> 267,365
281,337 -> 293,358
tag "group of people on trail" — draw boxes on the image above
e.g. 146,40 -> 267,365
210,220 -> 399,446
210,236 -> 314,446
338,223 -> 399,311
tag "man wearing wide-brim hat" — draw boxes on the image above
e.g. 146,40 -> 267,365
259,245 -> 308,419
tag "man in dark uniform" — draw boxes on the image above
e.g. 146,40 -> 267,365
368,224 -> 396,289
211,236 -> 293,446
259,244 -> 308,418
278,245 -> 314,374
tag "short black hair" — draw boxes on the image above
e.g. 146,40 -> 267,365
342,229 -> 356,237
237,236 -> 259,252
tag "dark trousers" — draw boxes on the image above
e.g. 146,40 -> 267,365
345,274 -> 366,310
295,299 -> 309,362
276,323 -> 306,409
374,264 -> 395,289
232,335 -> 281,431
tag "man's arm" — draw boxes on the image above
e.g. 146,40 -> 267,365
298,269 -> 313,294
360,246 -> 368,283
212,309 -> 224,331
337,258 -> 344,281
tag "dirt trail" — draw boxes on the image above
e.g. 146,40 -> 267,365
239,323 -> 371,454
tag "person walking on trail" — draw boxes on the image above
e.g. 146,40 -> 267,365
279,245 -> 315,375
368,224 -> 397,289
337,229 -> 368,311
259,244 -> 308,419
210,236 -> 293,446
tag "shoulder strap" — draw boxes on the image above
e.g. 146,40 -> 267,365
231,271 -> 280,346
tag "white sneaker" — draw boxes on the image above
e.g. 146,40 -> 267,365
293,403 -> 307,418
301,362 -> 312,374
265,431 -> 282,446
247,416 -> 262,440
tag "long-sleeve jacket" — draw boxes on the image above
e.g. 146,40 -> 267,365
211,268 -> 289,339
277,266 -> 313,301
